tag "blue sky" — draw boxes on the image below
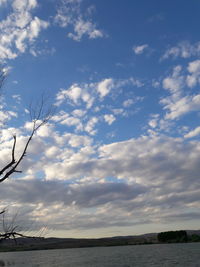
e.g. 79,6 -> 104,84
0,0 -> 200,238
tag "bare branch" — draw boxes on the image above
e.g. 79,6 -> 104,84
0,210 -> 5,215
0,96 -> 55,183
0,135 -> 16,177
0,231 -> 35,241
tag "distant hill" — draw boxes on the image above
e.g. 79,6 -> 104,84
0,230 -> 199,252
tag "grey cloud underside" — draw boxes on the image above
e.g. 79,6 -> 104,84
1,175 -> 199,231
0,180 -> 147,207
1,133 -> 200,231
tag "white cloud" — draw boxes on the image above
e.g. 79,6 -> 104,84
187,59 -> 200,73
54,0 -> 82,28
112,108 -> 125,115
104,114 -> 116,125
0,109 -> 17,127
54,13 -> 70,28
97,78 -> 114,98
39,134 -> 199,187
123,99 -> 134,107
133,44 -> 148,55
36,123 -> 54,138
85,117 -> 98,135
61,116 -> 83,131
186,59 -> 200,88
12,94 -> 21,102
45,146 -> 61,158
0,0 -> 49,60
162,65 -> 184,96
148,119 -> 158,129
55,0 -> 104,42
184,126 -> 200,139
56,84 -> 94,109
162,41 -> 200,60
12,0 -> 38,11
152,80 -> 160,88
51,111 -> 69,122
10,133 -> 197,199
161,63 -> 200,120
68,19 -> 104,41
161,93 -> 200,120
147,114 -> 160,131
56,77 -> 142,111
54,76 -> 141,135
129,77 -> 144,87
59,85 -> 82,104
47,132 -> 92,151
66,133 -> 92,147
71,109 -> 86,117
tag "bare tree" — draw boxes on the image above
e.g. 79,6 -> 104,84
0,67 -> 54,242
0,209 -> 33,242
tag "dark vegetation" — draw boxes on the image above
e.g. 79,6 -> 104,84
157,230 -> 188,243
157,230 -> 200,243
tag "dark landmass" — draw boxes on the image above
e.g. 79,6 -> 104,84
0,230 -> 199,252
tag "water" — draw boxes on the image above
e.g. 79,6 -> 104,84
0,243 -> 199,267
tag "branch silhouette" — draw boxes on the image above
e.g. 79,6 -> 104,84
0,67 -> 54,242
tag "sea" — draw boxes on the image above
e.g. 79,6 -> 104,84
0,243 -> 199,267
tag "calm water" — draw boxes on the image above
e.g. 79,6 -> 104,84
0,243 -> 199,267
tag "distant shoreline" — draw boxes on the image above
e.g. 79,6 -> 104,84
0,230 -> 200,252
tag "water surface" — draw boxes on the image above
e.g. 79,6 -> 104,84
0,243 -> 199,267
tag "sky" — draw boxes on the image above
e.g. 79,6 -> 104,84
0,0 -> 200,238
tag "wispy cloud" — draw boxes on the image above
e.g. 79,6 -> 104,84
133,44 -> 149,55
184,126 -> 200,139
97,78 -> 114,98
68,19 -> 104,41
104,114 -> 116,125
54,77 -> 143,135
54,0 -> 104,41
160,64 -> 200,120
162,41 -> 200,60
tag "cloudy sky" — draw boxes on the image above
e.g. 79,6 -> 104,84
0,0 -> 200,238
